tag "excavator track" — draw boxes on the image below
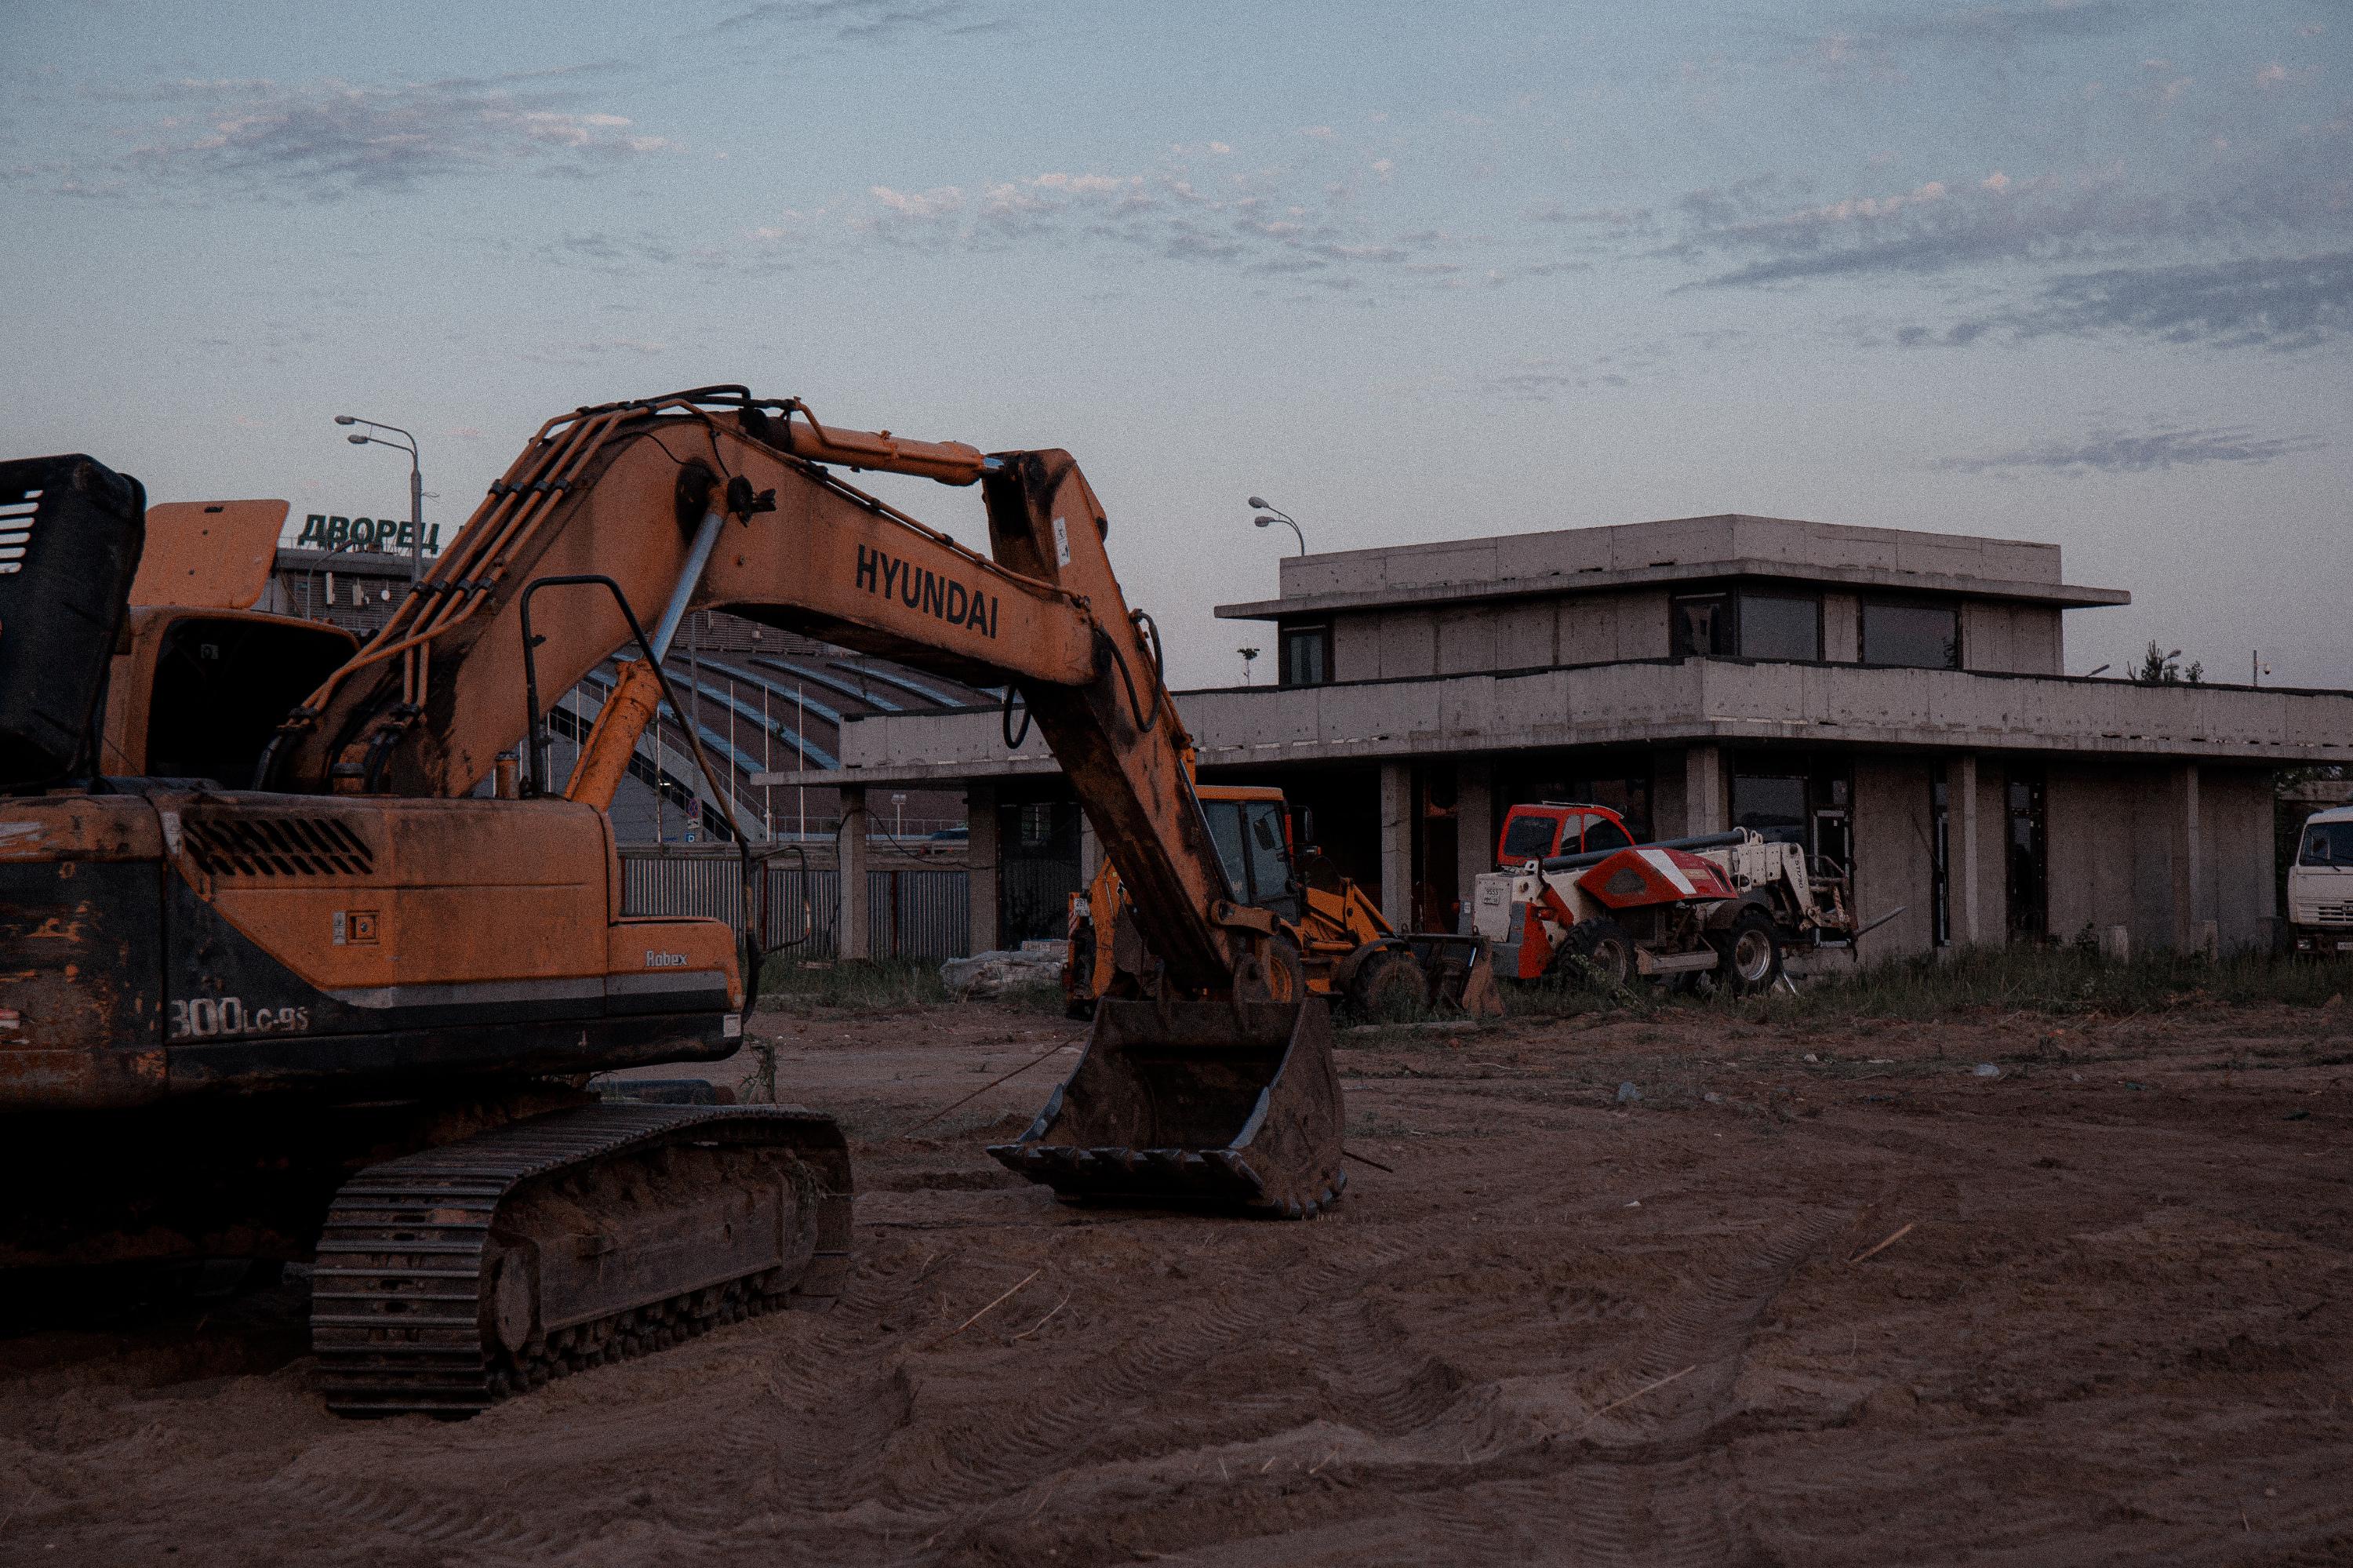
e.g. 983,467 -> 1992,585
312,1103 -> 850,1417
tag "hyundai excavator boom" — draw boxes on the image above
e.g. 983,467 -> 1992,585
266,385 -> 1344,1216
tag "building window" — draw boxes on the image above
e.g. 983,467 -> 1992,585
1671,588 -> 1822,661
1737,589 -> 1821,661
998,799 -> 1081,944
1729,753 -> 1852,871
1731,773 -> 1809,838
2006,770 -> 2047,940
1671,593 -> 1729,657
1861,599 -> 1961,669
1281,621 -> 1332,686
1929,765 -> 1951,948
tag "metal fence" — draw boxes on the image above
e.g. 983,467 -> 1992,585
620,853 -> 971,960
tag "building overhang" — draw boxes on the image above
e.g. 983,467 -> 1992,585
1214,556 -> 2129,622
758,659 -> 2350,789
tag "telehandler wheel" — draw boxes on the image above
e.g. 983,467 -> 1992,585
1548,916 -> 1634,991
1344,945 -> 1430,1022
1718,907 -> 1784,995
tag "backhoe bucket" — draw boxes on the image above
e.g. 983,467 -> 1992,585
987,997 -> 1344,1218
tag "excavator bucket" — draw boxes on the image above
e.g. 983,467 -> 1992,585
987,997 -> 1344,1219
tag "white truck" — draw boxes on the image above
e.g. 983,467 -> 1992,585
2286,806 -> 2353,957
1471,824 -> 1859,994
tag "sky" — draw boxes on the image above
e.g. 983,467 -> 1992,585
4,0 -> 2348,689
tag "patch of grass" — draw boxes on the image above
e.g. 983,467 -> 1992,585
1751,946 -> 2346,1024
755,957 -> 951,1012
995,980 -> 1077,1016
1499,944 -> 2348,1027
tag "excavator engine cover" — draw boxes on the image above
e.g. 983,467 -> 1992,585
988,997 -> 1344,1218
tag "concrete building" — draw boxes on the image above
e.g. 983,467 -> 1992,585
724,513 -> 2353,961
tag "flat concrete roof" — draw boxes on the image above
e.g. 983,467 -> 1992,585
758,658 -> 2351,788
1214,512 -> 2129,620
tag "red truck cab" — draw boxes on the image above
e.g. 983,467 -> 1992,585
1495,802 -> 1635,868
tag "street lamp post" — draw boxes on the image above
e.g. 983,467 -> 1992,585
334,414 -> 424,583
1248,496 -> 1305,555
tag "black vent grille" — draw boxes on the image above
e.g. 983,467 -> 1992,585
182,814 -> 376,877
0,486 -> 37,576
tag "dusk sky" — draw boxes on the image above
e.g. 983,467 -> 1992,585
5,0 -> 2347,688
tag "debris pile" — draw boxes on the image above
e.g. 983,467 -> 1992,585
940,939 -> 1070,998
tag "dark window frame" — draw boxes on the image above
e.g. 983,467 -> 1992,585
1278,620 -> 1333,687
2006,769 -> 2048,940
1733,586 -> 1824,662
1669,583 -> 1824,662
1860,596 -> 1963,671
1929,764 -> 1951,948
1671,591 -> 1732,658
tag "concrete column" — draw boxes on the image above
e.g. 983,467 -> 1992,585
835,786 -> 869,960
1454,758 -> 1493,933
1379,761 -> 1413,930
1682,745 -> 1725,836
965,783 -> 998,956
2178,762 -> 2206,951
1957,754 -> 1981,946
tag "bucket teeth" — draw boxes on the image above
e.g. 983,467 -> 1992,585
987,999 -> 1343,1219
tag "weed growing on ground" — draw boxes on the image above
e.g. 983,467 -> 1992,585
1773,946 -> 2346,1022
756,957 -> 951,1012
1512,945 -> 2349,1026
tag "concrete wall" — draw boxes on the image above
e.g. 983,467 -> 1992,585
1332,609 -> 1438,681
2204,767 -> 2278,946
2044,762 -> 2277,953
1557,590 -> 1671,665
1853,758 -> 1939,956
809,663 -> 2353,788
1824,593 -> 1860,663
1961,602 -> 2064,675
1274,513 -> 2075,603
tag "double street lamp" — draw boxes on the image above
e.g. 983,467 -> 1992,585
1248,496 -> 1305,555
333,414 -> 425,583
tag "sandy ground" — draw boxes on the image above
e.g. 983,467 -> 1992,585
3,996 -> 2350,1566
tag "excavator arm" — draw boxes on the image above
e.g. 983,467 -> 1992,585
274,388 -> 1276,1004
271,387 -> 1343,1217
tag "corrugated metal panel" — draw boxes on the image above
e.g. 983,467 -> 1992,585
864,868 -> 969,960
620,854 -> 969,959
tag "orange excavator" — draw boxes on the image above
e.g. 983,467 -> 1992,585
0,390 -> 1343,1416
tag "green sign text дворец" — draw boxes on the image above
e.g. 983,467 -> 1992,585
295,514 -> 441,554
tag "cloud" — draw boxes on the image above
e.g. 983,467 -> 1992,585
518,337 -> 672,366
2010,250 -> 2353,348
1806,1 -> 2156,79
1472,331 -> 1743,400
1670,120 -> 2351,296
1934,422 -> 2329,475
710,0 -> 1003,42
1900,251 -> 2353,350
808,162 -> 1537,291
111,72 -> 668,198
